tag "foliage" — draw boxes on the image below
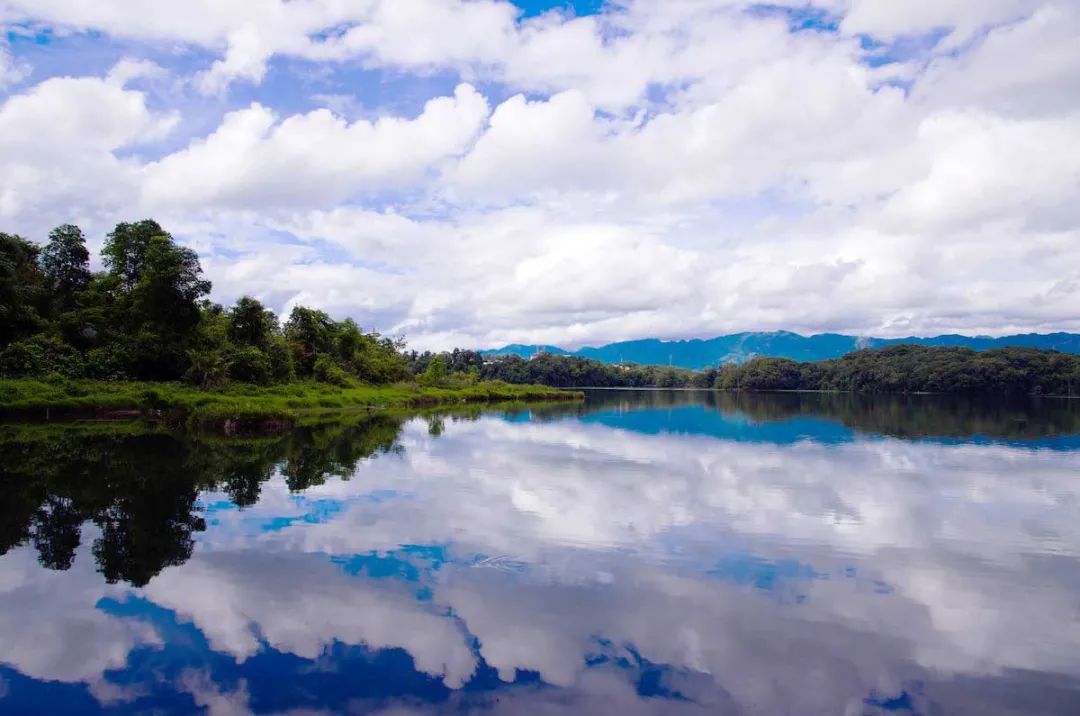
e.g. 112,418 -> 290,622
715,346 -> 1080,395
0,378 -> 579,424
0,334 -> 85,378
1,219 -> 415,392
228,295 -> 277,349
40,224 -> 91,309
419,355 -> 447,386
227,346 -> 272,385
313,354 -> 353,387
407,349 -> 705,388
413,345 -> 1080,396
0,232 -> 46,345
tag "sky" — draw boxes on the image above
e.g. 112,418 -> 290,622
0,0 -> 1077,350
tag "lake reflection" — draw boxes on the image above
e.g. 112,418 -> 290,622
3,391 -> 1080,714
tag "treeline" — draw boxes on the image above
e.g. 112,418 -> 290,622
0,220 -> 409,386
411,345 -> 1080,395
718,345 -> 1080,395
405,349 -> 712,388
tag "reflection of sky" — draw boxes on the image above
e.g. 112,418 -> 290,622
580,403 -> 1080,450
3,404 -> 1080,714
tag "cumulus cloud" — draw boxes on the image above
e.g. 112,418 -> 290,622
141,84 -> 489,211
0,0 -> 1077,346
0,64 -> 177,228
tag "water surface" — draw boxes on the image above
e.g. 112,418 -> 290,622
3,391 -> 1080,714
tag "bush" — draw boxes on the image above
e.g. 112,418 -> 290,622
313,355 -> 352,387
185,349 -> 228,390
267,336 -> 295,384
419,356 -> 447,387
0,335 -> 84,378
227,346 -> 271,385
85,343 -> 133,380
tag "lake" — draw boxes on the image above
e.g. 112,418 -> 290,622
3,390 -> 1080,714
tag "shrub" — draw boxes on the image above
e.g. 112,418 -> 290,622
85,343 -> 133,380
267,336 -> 295,383
185,349 -> 228,390
0,335 -> 84,378
419,356 -> 447,387
227,346 -> 271,385
313,355 -> 352,387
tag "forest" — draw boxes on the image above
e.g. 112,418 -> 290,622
406,349 -> 712,388
714,345 -> 1080,395
5,220 -> 1079,399
412,345 -> 1080,396
1,220 -> 430,389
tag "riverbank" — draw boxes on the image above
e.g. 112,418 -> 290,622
0,379 -> 581,429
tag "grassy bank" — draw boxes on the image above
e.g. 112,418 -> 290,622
0,378 -> 581,427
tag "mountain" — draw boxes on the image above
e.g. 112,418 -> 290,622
481,344 -> 570,359
480,332 -> 1080,370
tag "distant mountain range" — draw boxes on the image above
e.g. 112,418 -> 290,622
481,332 -> 1080,370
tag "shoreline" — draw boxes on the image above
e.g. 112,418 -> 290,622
565,386 -> 1080,398
0,379 -> 583,431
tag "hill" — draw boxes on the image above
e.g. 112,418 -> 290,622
481,332 -> 1080,370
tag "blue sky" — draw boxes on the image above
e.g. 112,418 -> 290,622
513,0 -> 606,17
0,0 -> 1076,349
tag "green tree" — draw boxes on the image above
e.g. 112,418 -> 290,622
284,306 -> 334,377
228,346 -> 272,385
40,224 -> 90,308
267,335 -> 295,383
228,296 -> 277,349
126,234 -> 212,379
420,355 -> 447,386
102,219 -> 167,292
0,232 -> 46,346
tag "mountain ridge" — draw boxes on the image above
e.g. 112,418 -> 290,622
480,332 -> 1080,370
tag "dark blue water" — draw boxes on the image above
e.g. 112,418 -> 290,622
3,391 -> 1080,714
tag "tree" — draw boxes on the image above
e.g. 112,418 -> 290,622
102,219 -> 167,292
284,306 -> 334,377
126,234 -> 212,379
228,296 -> 277,349
0,232 -> 46,346
40,224 -> 90,308
420,355 -> 447,386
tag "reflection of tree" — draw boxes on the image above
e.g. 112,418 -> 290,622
0,474 -> 39,556
579,389 -> 1080,442
715,392 -> 1080,442
0,414 -> 407,585
32,495 -> 82,570
89,437 -> 208,586
281,416 -> 404,492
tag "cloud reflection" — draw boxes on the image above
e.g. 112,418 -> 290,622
2,399 -> 1080,713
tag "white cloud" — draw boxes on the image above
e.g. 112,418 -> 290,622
0,43 -> 29,88
839,0 -> 1037,43
0,0 -> 1077,346
0,65 -> 177,227
141,84 -> 488,211
915,2 -> 1080,116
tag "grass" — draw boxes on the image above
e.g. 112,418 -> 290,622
0,378 -> 582,428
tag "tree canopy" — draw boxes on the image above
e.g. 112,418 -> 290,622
0,219 -> 408,386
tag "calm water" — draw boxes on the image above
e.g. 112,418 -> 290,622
3,391 -> 1080,715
